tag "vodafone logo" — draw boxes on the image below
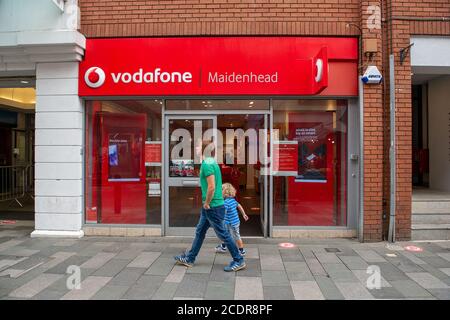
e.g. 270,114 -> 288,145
84,67 -> 192,88
85,67 -> 106,88
314,59 -> 323,83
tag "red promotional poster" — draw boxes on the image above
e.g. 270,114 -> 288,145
294,125 -> 328,182
100,113 -> 147,224
145,142 -> 162,165
287,112 -> 335,226
272,141 -> 298,176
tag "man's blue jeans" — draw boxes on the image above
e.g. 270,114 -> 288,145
186,205 -> 244,264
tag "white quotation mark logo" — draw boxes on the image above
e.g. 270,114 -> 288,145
366,265 -> 381,290
66,265 -> 81,290
85,67 -> 106,88
315,58 -> 323,83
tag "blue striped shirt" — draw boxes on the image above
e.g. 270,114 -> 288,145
224,197 -> 240,226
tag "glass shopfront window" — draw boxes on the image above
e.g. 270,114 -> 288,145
84,98 -> 350,231
272,100 -> 348,227
85,100 -> 162,225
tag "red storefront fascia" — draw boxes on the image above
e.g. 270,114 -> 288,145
79,37 -> 358,225
79,37 -> 358,96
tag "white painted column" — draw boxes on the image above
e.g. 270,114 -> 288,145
31,62 -> 84,238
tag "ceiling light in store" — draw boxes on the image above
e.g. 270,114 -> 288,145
249,101 -> 254,105
0,88 -> 36,108
20,80 -> 29,84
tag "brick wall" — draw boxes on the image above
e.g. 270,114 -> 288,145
79,0 -> 361,37
387,0 -> 449,241
360,0 -> 384,241
78,0 -> 450,242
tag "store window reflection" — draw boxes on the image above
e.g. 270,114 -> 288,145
85,100 -> 162,225
272,100 -> 347,226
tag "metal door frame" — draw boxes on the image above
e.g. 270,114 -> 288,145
163,112 -> 269,237
164,115 -> 217,236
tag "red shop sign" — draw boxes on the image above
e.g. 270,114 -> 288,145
79,37 -> 358,97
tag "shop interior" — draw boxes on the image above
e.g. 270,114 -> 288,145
86,99 -> 267,236
0,77 -> 35,222
85,98 -> 351,236
167,113 -> 265,236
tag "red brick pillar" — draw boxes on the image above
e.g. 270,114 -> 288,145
391,18 -> 412,241
361,1 -> 384,241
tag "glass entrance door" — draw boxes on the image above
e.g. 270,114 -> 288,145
164,116 -> 217,236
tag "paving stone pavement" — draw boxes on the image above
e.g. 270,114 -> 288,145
1,224 -> 450,300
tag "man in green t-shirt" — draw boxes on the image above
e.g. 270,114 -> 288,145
200,157 -> 224,208
174,139 -> 246,272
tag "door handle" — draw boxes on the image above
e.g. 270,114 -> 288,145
182,180 -> 199,187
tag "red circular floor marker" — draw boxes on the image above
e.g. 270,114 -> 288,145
0,220 -> 17,225
279,242 -> 295,248
404,245 -> 423,252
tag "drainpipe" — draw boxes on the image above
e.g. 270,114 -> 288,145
358,76 -> 365,242
388,54 -> 396,243
387,0 -> 396,243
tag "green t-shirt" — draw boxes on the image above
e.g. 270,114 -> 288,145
200,157 -> 224,207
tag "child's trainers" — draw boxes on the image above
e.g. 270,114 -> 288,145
239,248 -> 246,256
215,244 -> 227,253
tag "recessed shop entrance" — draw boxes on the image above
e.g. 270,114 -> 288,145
164,100 -> 269,237
0,77 -> 35,223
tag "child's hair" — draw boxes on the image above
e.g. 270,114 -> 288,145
222,183 -> 236,198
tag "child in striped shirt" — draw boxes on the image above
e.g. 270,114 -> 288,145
215,183 -> 249,256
